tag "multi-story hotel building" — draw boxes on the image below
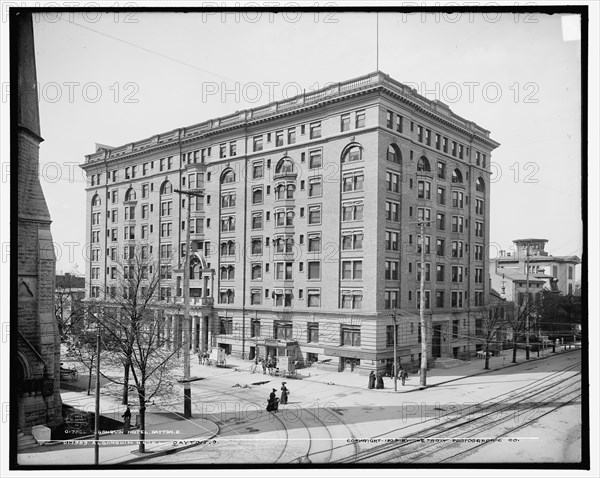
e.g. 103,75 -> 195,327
81,71 -> 499,374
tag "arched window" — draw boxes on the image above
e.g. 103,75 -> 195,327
91,194 -> 101,207
221,169 -> 235,184
125,187 -> 136,201
476,177 -> 485,192
387,144 -> 401,163
452,169 -> 463,184
417,156 -> 431,172
160,180 -> 173,195
190,257 -> 201,280
275,158 -> 295,174
342,144 -> 363,163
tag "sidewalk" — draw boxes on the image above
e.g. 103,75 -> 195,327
17,343 -> 580,466
17,385 -> 219,466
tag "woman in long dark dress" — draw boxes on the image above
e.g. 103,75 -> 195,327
376,373 -> 384,389
266,389 -> 279,412
368,371 -> 376,389
280,382 -> 289,404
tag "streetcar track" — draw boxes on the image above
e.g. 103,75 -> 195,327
335,360 -> 581,463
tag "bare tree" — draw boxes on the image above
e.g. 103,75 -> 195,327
503,298 -> 539,363
473,305 -> 509,370
87,249 -> 179,453
55,272 -> 86,340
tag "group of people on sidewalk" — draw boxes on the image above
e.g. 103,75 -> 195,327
266,382 -> 289,412
368,367 -> 409,389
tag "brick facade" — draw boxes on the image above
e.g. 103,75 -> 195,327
82,71 -> 499,374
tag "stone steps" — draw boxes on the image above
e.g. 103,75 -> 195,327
17,433 -> 39,451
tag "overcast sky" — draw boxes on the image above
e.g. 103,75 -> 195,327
24,9 -> 585,275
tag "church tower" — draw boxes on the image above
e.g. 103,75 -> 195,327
16,11 -> 63,433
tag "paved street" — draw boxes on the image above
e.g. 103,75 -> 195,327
144,348 -> 582,465
17,346 -> 581,466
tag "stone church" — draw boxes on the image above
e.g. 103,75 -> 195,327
16,11 -> 63,435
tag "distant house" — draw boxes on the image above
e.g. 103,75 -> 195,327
490,238 -> 580,298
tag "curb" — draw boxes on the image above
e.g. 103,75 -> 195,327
119,423 -> 221,464
410,345 -> 582,392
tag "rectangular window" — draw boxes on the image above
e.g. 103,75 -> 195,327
475,199 -> 484,215
341,325 -> 361,345
474,245 -> 484,261
355,110 -> 365,128
307,261 -> 321,280
451,141 -> 457,156
252,187 -> 263,205
160,222 -> 172,238
341,113 -> 351,132
452,191 -> 464,208
386,172 -> 400,192
275,130 -> 284,147
417,125 -> 423,142
437,161 -> 446,179
437,186 -> 446,205
437,213 -> 445,230
384,291 -> 399,310
253,136 -> 263,152
452,241 -> 464,258
416,290 -> 431,309
435,133 -> 441,150
451,291 -> 464,308
417,262 -> 431,282
417,207 -> 431,223
287,128 -> 296,144
451,266 -> 464,283
475,221 -> 484,238
396,115 -> 403,133
343,172 -> 364,192
417,180 -> 431,199
308,205 -> 322,225
417,235 -> 431,254
309,122 -> 321,139
475,267 -> 483,284
442,137 -> 448,153
385,261 -> 399,280
161,201 -> 172,217
436,264 -> 445,282
253,161 -> 264,179
436,238 -> 445,257
386,110 -> 393,128
451,216 -> 464,233
436,290 -> 445,308
385,231 -> 399,251
308,177 -> 322,197
309,150 -> 322,169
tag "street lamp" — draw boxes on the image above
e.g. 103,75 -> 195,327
174,187 -> 204,419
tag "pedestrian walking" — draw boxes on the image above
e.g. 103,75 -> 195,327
266,388 -> 279,412
376,373 -> 384,389
280,382 -> 289,404
368,370 -> 376,389
262,359 -> 267,375
122,406 -> 131,434
401,368 -> 408,386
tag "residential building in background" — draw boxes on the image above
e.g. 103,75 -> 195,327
80,71 -> 499,374
490,238 -> 581,298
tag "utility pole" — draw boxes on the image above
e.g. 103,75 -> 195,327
174,187 -> 204,419
525,243 -> 530,360
94,317 -> 101,465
